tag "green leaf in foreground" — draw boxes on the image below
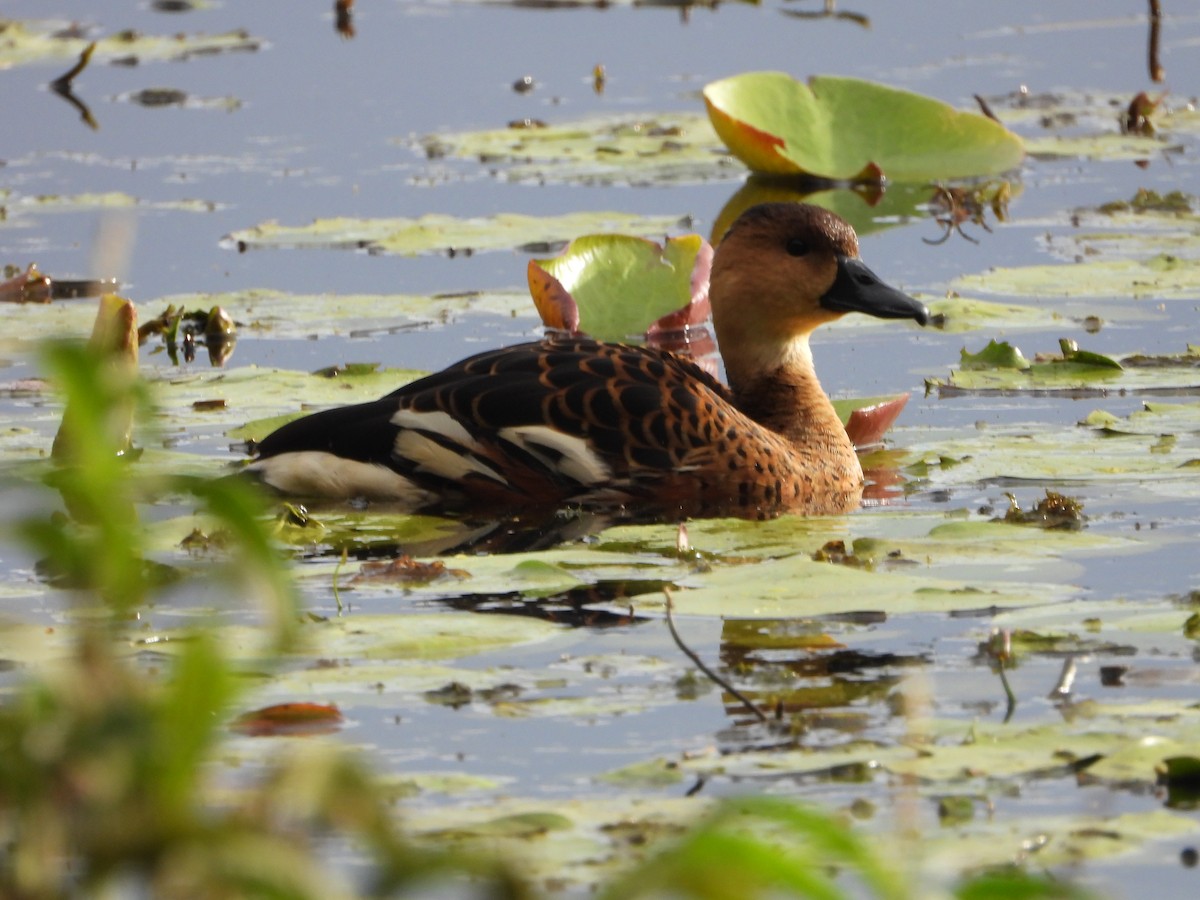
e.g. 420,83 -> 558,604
703,72 -> 1024,182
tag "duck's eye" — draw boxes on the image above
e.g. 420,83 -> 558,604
785,237 -> 809,257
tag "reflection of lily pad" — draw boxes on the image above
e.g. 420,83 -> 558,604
224,211 -> 690,257
415,113 -> 732,186
710,178 -> 930,243
703,72 -> 1024,181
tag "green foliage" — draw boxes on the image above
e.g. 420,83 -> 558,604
600,796 -> 908,900
0,340 -> 526,898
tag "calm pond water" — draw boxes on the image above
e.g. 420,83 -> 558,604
4,0 -> 1200,895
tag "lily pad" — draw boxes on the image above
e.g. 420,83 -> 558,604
703,72 -> 1024,182
928,342 -> 1200,395
527,233 -> 710,341
1082,400 -> 1200,437
2,191 -> 218,218
954,254 -> 1200,300
224,211 -> 691,257
415,113 -> 734,186
924,295 -> 1061,333
0,18 -> 263,68
0,289 -> 537,357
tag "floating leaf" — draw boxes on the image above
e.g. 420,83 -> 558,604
224,211 -> 690,257
0,18 -> 263,68
703,72 -> 1024,182
415,113 -> 733,186
928,343 -> 1199,395
1082,401 -> 1200,437
953,254 -> 1200,299
959,339 -> 1031,371
527,233 -> 711,341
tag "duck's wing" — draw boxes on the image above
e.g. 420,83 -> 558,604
251,337 -> 737,507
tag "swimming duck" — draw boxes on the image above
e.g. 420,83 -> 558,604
247,203 -> 928,518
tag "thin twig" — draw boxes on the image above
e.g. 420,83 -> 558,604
663,588 -> 770,725
1148,0 -> 1165,83
332,547 -> 347,615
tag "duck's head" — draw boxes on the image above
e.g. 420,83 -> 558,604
709,202 -> 927,389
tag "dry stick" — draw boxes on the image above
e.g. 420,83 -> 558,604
1148,0 -> 1165,83
663,588 -> 771,726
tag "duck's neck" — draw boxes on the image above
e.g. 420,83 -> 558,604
724,336 -> 852,454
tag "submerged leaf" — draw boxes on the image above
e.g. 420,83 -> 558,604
703,72 -> 1024,182
230,702 -> 344,737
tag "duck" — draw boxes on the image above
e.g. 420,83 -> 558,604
246,202 -> 928,519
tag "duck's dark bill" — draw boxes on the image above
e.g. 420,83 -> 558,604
820,256 -> 929,325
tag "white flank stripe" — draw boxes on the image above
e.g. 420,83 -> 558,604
248,451 -> 436,504
498,425 -> 611,485
391,409 -> 479,449
393,430 -> 507,484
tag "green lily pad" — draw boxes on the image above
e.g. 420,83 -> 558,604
924,295 -> 1061,333
0,289 -> 536,357
703,72 -> 1025,182
953,254 -> 1200,299
287,612 -> 565,662
0,18 -> 263,68
415,113 -> 733,186
1082,401 -> 1200,437
959,338 -> 1031,370
928,343 -> 1200,395
528,233 -> 709,340
224,211 -> 690,257
2,191 -> 218,217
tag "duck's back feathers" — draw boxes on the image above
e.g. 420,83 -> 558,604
250,336 -> 798,514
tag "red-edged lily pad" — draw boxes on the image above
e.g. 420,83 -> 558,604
231,702 -> 344,737
703,72 -> 1025,182
838,395 -> 910,450
527,233 -> 711,342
